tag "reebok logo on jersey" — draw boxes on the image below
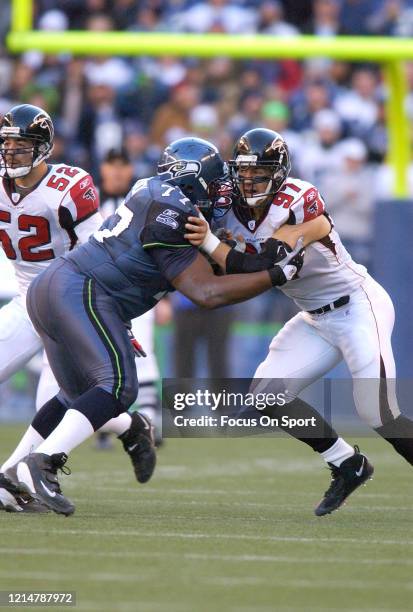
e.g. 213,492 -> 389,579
306,190 -> 317,202
156,209 -> 179,230
80,178 -> 90,190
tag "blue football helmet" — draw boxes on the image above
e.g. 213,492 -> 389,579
158,137 -> 228,213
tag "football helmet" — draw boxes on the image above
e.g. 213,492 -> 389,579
0,104 -> 54,179
158,137 -> 228,213
229,128 -> 291,208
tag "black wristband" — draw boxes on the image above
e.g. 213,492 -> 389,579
226,248 -> 275,274
268,266 -> 286,287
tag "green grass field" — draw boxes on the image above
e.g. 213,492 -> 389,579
0,425 -> 412,612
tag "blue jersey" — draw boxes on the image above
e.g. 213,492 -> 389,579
65,176 -> 198,320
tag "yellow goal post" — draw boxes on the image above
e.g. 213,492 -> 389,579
7,0 -> 413,198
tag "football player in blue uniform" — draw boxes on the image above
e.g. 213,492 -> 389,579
4,137 -> 304,515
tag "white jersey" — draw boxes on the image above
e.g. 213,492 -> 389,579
212,177 -> 368,311
0,163 -> 101,294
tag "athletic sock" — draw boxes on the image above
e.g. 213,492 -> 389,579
35,409 -> 94,456
1,426 -> 44,473
33,386 -> 127,456
262,397 -> 340,453
99,412 -> 132,436
70,387 -> 125,430
1,396 -> 68,472
32,395 -> 68,438
320,437 -> 356,467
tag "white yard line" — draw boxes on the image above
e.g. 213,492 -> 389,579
74,485 -> 412,501
0,569 -> 409,592
83,494 -> 413,511
1,547 -> 413,566
0,527 -> 411,547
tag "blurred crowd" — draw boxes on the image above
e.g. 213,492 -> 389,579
1,1 -> 413,264
1,0 -> 413,344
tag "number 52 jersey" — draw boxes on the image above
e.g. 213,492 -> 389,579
0,163 -> 101,295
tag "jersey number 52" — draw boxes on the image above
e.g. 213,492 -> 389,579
0,211 -> 54,262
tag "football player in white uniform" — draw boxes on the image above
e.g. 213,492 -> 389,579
0,104 -> 155,512
187,128 -> 413,516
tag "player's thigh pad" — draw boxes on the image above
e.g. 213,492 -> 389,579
27,261 -> 138,408
326,278 -> 399,427
0,295 -> 42,382
252,312 -> 342,402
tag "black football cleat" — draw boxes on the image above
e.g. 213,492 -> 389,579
119,412 -> 157,484
6,453 -> 75,516
315,446 -> 374,516
0,472 -> 50,513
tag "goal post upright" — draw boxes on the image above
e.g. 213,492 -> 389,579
7,0 -> 411,197
11,0 -> 33,33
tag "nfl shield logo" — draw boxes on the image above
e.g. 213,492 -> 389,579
248,220 -> 256,231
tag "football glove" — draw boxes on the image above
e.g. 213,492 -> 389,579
127,328 -> 147,358
266,237 -> 305,286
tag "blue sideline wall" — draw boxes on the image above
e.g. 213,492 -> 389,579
373,199 -> 413,380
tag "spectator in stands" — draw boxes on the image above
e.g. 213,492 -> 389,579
150,82 -> 201,146
290,79 -> 332,131
258,0 -> 300,36
173,0 -> 257,34
367,0 -> 413,37
333,67 -> 380,139
297,108 -> 343,184
317,138 -> 375,268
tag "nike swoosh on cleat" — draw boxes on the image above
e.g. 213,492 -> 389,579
355,458 -> 365,477
40,481 -> 57,498
127,444 -> 138,452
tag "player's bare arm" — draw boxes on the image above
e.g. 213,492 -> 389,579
170,251 -> 274,308
273,214 -> 331,248
184,214 -> 305,280
185,213 -> 329,263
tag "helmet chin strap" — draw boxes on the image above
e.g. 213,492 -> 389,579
244,179 -> 274,208
1,165 -> 32,179
0,143 -> 51,179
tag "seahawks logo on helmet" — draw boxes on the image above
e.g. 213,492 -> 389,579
165,160 -> 202,179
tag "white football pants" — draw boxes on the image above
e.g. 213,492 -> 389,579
254,275 -> 400,428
